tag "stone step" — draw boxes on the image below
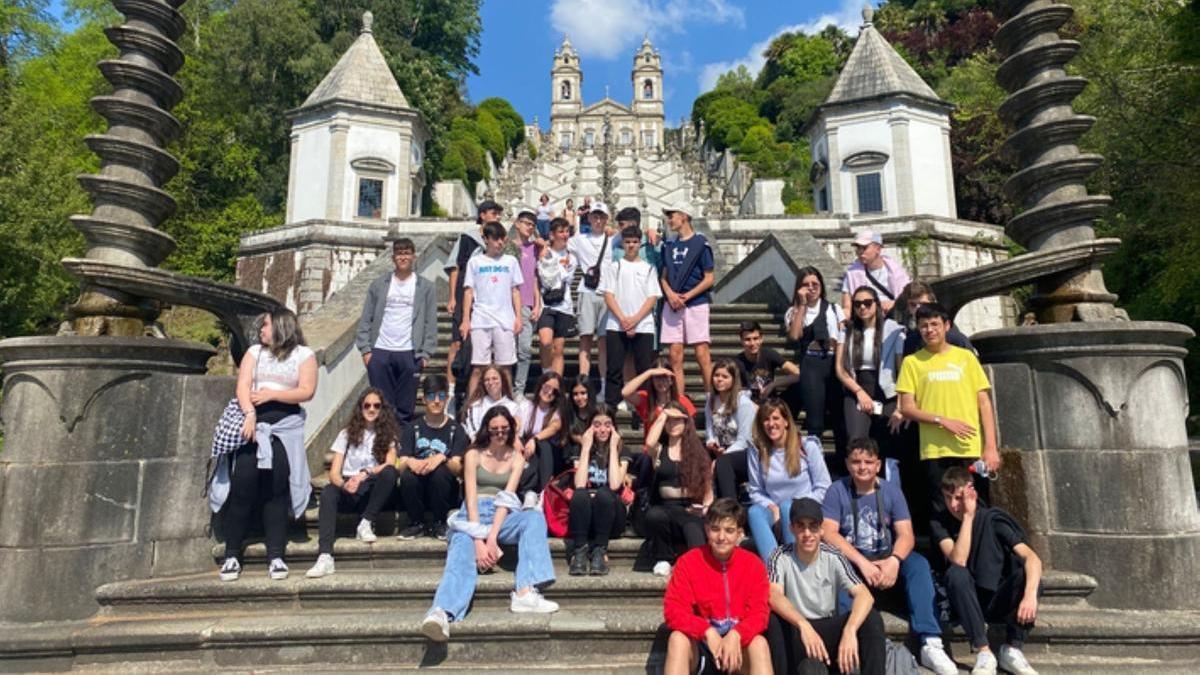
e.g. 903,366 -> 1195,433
7,602 -> 1199,672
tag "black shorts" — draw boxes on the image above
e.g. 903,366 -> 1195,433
450,306 -> 464,345
537,310 -> 577,339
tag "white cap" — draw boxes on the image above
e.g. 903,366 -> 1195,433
589,202 -> 610,217
662,201 -> 693,218
853,230 -> 882,246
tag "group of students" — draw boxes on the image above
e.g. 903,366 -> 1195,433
208,200 -> 1043,674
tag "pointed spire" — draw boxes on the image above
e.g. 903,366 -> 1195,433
861,4 -> 874,27
822,11 -> 944,109
299,13 -> 410,111
362,11 -> 373,34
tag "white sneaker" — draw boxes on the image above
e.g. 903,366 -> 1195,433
523,491 -> 541,510
510,589 -> 559,614
356,519 -> 377,543
920,638 -> 958,675
268,557 -> 289,580
971,649 -> 997,675
617,400 -> 629,413
218,557 -> 241,582
421,608 -> 450,642
998,645 -> 1037,675
652,561 -> 672,577
305,553 -> 335,579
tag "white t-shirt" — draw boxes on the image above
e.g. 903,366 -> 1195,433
868,265 -> 890,290
536,204 -> 553,220
250,344 -> 315,392
517,398 -> 554,438
785,303 -> 845,345
568,231 -> 608,294
538,246 -> 578,314
375,274 -> 416,350
600,257 -> 662,333
462,395 -> 523,438
464,253 -> 524,330
331,427 -> 380,477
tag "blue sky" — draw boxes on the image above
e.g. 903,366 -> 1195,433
467,0 -> 867,128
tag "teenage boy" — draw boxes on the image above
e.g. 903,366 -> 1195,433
569,202 -> 614,393
766,497 -> 886,675
934,468 -> 1041,675
511,210 -> 543,396
839,230 -> 911,318
735,320 -> 799,404
601,225 -> 661,410
896,303 -> 998,517
821,438 -> 957,675
660,202 -> 714,397
663,499 -> 771,675
446,200 -> 502,403
537,217 -> 578,376
460,222 -> 524,396
355,238 -> 438,424
397,375 -> 468,540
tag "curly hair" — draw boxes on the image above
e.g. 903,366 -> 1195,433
344,387 -> 400,464
661,401 -> 711,501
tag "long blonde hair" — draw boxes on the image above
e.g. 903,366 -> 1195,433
752,398 -> 804,478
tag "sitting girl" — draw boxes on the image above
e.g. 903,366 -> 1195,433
745,399 -> 832,562
567,404 -> 630,576
306,388 -> 399,578
460,364 -> 522,439
705,359 -> 757,502
561,377 -> 597,459
517,371 -> 566,498
421,407 -> 558,642
642,402 -> 712,577
621,356 -> 697,435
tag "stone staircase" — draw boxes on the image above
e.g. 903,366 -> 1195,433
2,302 -> 1199,672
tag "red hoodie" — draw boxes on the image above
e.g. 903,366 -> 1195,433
662,545 -> 769,648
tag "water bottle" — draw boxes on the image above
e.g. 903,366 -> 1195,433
968,459 -> 997,480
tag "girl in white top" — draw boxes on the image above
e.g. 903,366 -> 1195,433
517,372 -> 565,498
705,360 -> 758,501
460,364 -> 523,439
784,266 -> 845,443
305,388 -> 399,579
835,286 -> 904,464
219,309 -> 317,583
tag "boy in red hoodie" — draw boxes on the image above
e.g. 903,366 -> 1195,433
663,498 -> 771,674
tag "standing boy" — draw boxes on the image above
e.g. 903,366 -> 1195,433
663,499 -> 772,675
896,302 -> 999,516
569,202 -> 614,394
536,217 -> 578,376
840,230 -> 911,318
355,238 -> 438,424
511,210 -> 543,396
934,467 -> 1041,675
659,202 -> 714,397
460,222 -> 524,395
821,437 -> 957,675
765,497 -> 886,675
445,200 -> 502,403
601,225 -> 661,410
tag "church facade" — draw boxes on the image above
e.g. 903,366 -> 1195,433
549,36 -> 665,152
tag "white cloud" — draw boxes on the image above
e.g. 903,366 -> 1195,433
550,0 -> 746,61
696,0 -> 865,92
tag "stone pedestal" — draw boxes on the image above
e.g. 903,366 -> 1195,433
974,322 -> 1200,610
0,336 -> 228,622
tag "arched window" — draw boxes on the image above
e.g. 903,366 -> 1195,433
643,79 -> 653,99
561,80 -> 572,101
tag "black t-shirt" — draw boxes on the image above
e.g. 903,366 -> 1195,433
931,506 -> 1027,591
571,443 -> 632,488
400,417 -> 468,460
736,347 -> 786,401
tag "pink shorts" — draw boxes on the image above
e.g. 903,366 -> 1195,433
471,327 -> 517,366
660,303 -> 710,345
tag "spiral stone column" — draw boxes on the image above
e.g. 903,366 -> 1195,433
971,1 -> 1200,611
68,0 -> 187,336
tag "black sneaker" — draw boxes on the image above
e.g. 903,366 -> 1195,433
431,522 -> 449,541
398,524 -> 424,540
569,545 -> 590,576
589,546 -> 609,576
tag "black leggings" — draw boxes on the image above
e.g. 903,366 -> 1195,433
841,369 -> 897,456
766,610 -> 886,675
604,331 -> 655,409
643,500 -> 706,563
223,437 -> 292,561
794,351 -> 846,470
713,450 -> 749,501
568,487 -> 627,548
317,466 -> 398,554
518,439 -> 562,495
399,463 -> 459,527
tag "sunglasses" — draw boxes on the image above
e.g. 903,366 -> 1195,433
853,299 -> 876,308
362,402 -> 382,411
792,522 -> 822,533
488,426 -> 511,435
426,392 -> 449,402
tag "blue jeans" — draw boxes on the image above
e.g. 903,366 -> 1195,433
748,500 -> 795,563
836,551 -> 941,640
430,499 -> 556,622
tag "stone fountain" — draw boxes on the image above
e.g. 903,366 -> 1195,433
0,0 -> 279,622
938,0 -> 1199,611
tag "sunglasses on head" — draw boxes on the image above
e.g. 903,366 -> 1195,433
362,402 -> 382,410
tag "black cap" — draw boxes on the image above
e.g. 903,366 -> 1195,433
477,199 -> 502,214
789,497 -> 824,526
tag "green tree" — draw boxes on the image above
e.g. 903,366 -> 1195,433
477,96 -> 525,151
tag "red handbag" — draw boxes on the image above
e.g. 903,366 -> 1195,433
542,468 -> 575,538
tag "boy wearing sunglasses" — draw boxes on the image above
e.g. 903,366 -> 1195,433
396,376 -> 468,540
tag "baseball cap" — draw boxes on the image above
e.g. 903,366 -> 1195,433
853,230 -> 882,247
589,202 -> 610,217
662,201 -> 693,218
789,497 -> 824,526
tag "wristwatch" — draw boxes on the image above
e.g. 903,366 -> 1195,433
933,415 -> 942,427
